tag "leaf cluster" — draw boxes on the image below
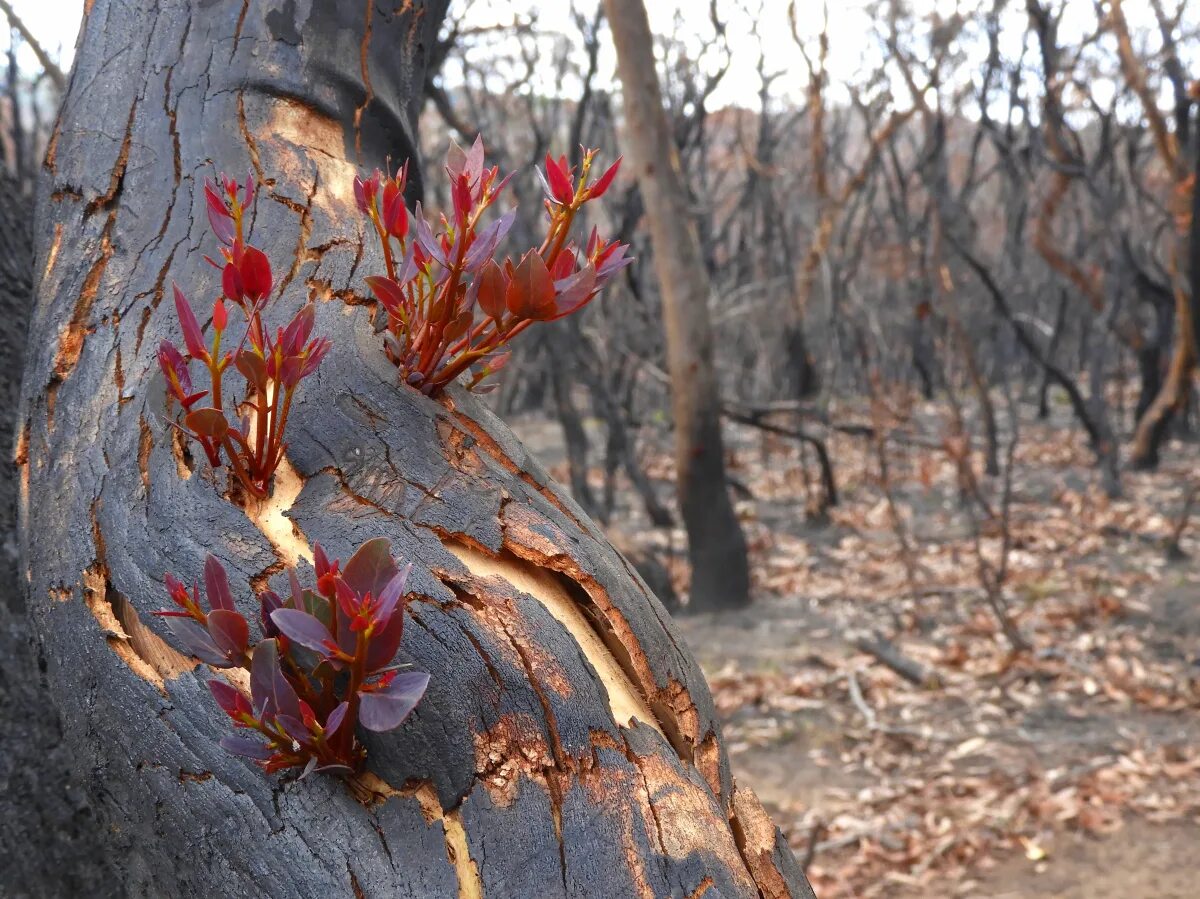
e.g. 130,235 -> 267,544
158,539 -> 429,776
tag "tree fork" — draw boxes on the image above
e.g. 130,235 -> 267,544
16,2 -> 811,896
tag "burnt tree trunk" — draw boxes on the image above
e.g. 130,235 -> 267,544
15,2 -> 811,897
603,0 -> 753,612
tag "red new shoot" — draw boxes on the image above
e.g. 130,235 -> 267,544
354,137 -> 632,395
158,174 -> 330,499
157,538 -> 428,777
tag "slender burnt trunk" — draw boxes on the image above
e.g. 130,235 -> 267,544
547,326 -> 599,519
15,2 -> 807,895
603,0 -> 753,612
1125,8 -> 1198,470
1037,289 -> 1069,419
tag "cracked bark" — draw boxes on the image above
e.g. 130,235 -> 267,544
17,2 -> 811,896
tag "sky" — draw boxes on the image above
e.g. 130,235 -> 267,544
0,0 -> 886,106
0,0 -> 81,72
0,0 -> 1184,115
451,0 -> 885,107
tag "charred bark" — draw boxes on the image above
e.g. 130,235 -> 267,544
15,2 -> 809,896
0,166 -> 116,895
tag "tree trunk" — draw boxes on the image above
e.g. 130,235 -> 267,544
548,325 -> 599,519
0,167 -> 116,894
15,2 -> 810,896
1037,289 -> 1069,419
603,0 -> 752,612
1129,126 -> 1200,469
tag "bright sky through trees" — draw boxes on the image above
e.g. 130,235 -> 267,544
3,0 -> 1189,118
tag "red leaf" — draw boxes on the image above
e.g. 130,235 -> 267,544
281,304 -> 315,356
451,173 -> 472,224
314,544 -> 335,580
173,284 -> 208,360
465,135 -> 485,185
505,251 -> 556,320
353,174 -> 374,214
204,555 -> 236,612
324,700 -> 349,737
544,152 -> 574,204
445,310 -> 473,342
476,260 -> 507,322
185,407 -> 230,441
165,617 -> 229,667
234,350 -> 267,392
205,180 -> 235,245
270,608 -> 337,657
341,538 -> 398,601
299,337 -> 331,380
485,351 -> 511,375
158,341 -> 195,404
588,156 -> 622,198
550,249 -> 576,281
445,140 -> 467,179
549,262 -> 597,319
382,182 -> 408,238
208,679 -> 252,719
239,246 -> 273,300
222,262 -> 245,303
207,609 -> 249,658
357,671 -> 429,732
365,275 -> 406,318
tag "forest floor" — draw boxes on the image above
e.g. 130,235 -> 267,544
511,391 -> 1200,899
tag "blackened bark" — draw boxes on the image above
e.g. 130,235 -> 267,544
952,237 -> 1122,496
16,2 -> 807,896
1037,289 -> 1069,419
548,326 -> 599,519
0,168 -> 116,896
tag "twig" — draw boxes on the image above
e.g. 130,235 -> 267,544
850,630 -> 941,688
722,404 -> 838,509
1165,481 -> 1199,561
800,820 -> 825,871
813,816 -> 919,855
846,668 -> 878,730
0,0 -> 66,92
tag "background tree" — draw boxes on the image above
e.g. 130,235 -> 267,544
604,0 -> 752,612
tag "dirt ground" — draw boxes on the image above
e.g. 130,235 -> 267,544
512,397 -> 1200,898
676,596 -> 1200,899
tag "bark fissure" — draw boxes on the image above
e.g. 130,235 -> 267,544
354,0 -> 375,160
237,89 -> 264,184
499,533 -> 704,765
245,456 -> 312,592
352,774 -> 483,899
274,172 -> 319,300
443,539 -> 663,741
82,500 -> 194,694
444,407 -> 589,531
